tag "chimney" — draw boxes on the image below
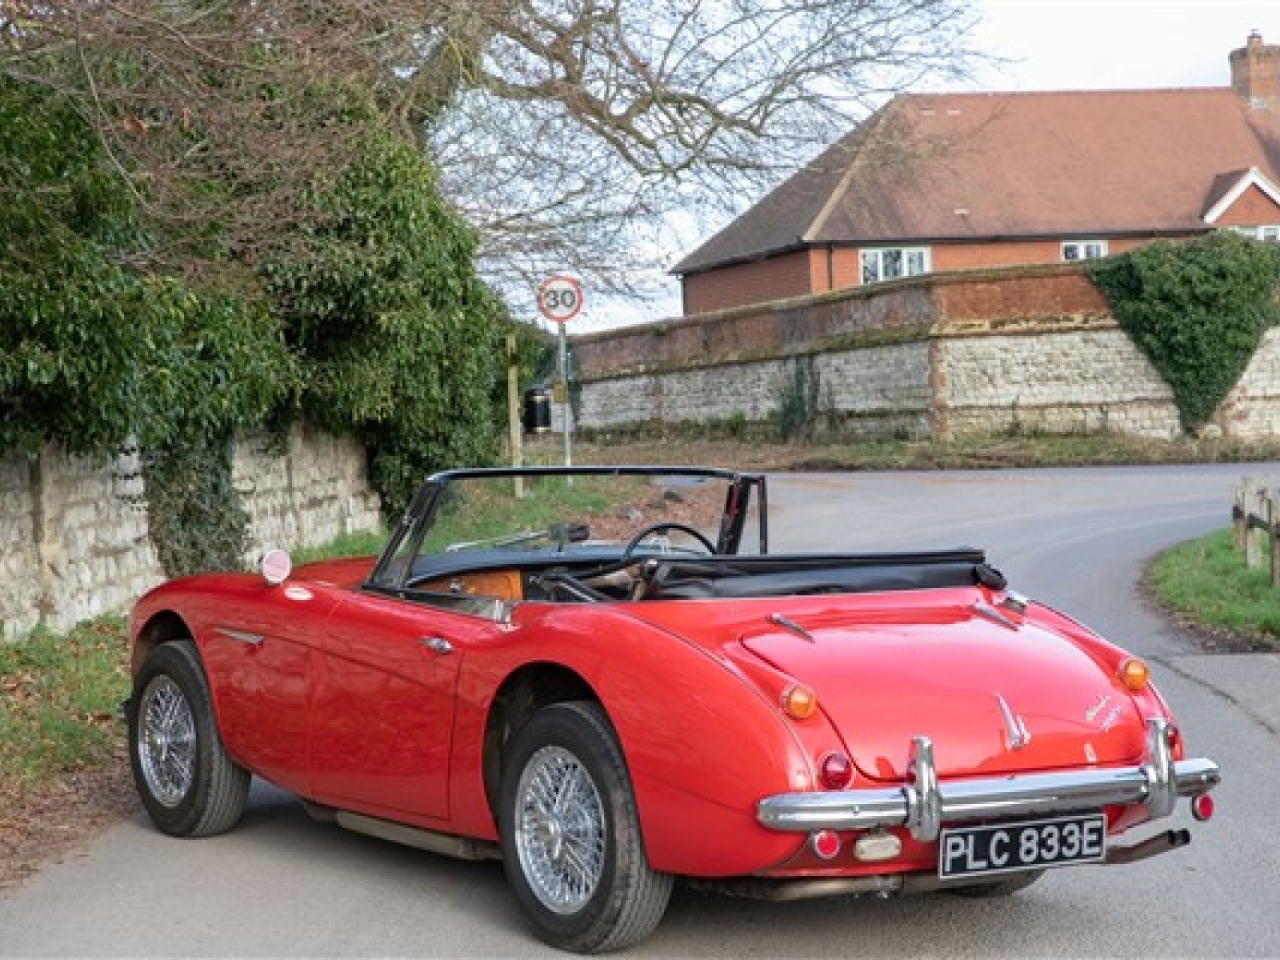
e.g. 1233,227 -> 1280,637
1230,30 -> 1280,109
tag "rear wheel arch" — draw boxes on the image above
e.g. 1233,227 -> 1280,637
483,664 -> 600,825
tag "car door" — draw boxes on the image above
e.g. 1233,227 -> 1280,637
200,581 -> 341,798
307,588 -> 498,824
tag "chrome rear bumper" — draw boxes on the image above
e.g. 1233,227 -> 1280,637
757,719 -> 1220,842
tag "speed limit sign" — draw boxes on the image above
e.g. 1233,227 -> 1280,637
537,275 -> 584,324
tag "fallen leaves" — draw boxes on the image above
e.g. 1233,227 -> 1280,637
0,750 -> 138,895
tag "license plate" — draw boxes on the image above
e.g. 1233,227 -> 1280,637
938,813 -> 1106,879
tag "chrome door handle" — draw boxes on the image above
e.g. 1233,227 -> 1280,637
420,637 -> 453,655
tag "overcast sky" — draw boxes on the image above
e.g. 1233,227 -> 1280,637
579,1 -> 1280,329
971,1 -> 1280,92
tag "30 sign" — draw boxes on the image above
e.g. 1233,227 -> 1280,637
537,275 -> 584,324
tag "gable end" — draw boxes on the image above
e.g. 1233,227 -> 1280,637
1203,167 -> 1280,224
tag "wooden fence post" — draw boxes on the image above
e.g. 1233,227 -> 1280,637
1234,477 -> 1250,553
1245,481 -> 1265,569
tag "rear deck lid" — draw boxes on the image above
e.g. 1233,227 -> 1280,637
739,592 -> 1144,782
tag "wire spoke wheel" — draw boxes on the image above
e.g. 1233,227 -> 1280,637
137,675 -> 198,808
127,640 -> 250,837
500,701 -> 673,953
515,746 -> 607,914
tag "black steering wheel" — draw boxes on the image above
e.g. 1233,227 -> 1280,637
621,522 -> 716,562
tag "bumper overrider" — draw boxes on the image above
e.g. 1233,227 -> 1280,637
757,719 -> 1220,843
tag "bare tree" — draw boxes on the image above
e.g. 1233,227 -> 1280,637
2,0 -> 981,296
424,0 -> 984,297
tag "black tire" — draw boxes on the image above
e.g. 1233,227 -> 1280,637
499,701 -> 673,954
127,640 -> 250,837
949,870 -> 1044,898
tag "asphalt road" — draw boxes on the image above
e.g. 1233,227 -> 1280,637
3,463 -> 1277,958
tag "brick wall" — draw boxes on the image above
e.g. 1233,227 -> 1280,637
929,238 -> 1153,273
575,263 -> 1280,444
680,250 -> 816,315
0,424 -> 380,639
680,237 -> 1190,311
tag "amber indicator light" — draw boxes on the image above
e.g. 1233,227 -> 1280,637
1118,657 -> 1150,691
781,684 -> 818,720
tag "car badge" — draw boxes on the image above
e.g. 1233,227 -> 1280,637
995,693 -> 1031,750
1098,705 -> 1123,732
1085,694 -> 1111,723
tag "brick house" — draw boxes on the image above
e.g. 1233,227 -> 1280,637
673,32 -> 1280,316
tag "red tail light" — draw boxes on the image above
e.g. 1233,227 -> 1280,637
1191,793 -> 1215,822
810,830 -> 842,860
819,752 -> 854,790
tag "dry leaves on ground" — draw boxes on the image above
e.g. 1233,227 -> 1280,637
0,749 -> 138,895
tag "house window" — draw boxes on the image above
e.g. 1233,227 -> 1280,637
1231,225 -> 1280,243
1062,240 -> 1107,261
860,247 -> 930,284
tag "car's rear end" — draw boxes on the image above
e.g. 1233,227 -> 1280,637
629,583 -> 1219,898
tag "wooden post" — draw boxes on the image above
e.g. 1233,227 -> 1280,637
1246,482 -> 1265,569
1234,478 -> 1249,553
1270,489 -> 1280,589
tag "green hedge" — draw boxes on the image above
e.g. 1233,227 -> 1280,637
2,76 -> 544,572
1089,231 -> 1280,432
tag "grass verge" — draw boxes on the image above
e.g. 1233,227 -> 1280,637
572,433 -> 1280,472
0,617 -> 130,797
1146,527 -> 1280,651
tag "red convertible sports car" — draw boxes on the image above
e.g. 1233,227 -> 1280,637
127,466 -> 1220,953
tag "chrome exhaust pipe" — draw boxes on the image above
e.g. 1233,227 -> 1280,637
1105,828 -> 1191,865
691,875 -> 904,902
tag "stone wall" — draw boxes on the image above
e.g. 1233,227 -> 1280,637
233,425 -> 382,560
1219,326 -> 1280,435
930,317 -> 1181,439
574,264 -> 1280,443
0,424 -> 380,639
579,341 -> 933,438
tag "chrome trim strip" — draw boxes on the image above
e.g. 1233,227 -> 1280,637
769,613 -> 815,643
213,627 -> 265,646
758,719 -> 1220,842
973,602 -> 1019,631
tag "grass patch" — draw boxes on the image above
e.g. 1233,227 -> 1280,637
292,527 -> 386,565
1147,528 -> 1280,649
421,474 -> 646,552
0,617 -> 130,796
573,433 -> 1280,472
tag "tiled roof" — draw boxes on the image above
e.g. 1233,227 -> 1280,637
673,88 -> 1280,274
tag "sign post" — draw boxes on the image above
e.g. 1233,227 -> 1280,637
537,276 -> 583,473
506,333 -> 523,498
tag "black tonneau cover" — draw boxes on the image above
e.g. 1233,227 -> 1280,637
645,549 -> 994,600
